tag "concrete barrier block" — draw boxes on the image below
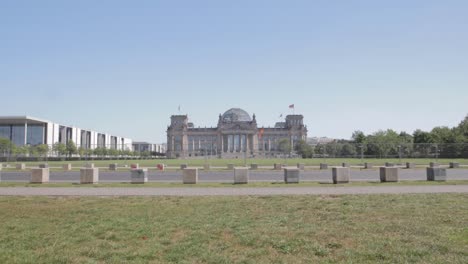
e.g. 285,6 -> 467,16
274,163 -> 283,170
63,164 -> 72,171
31,168 -> 49,183
449,162 -> 459,168
364,163 -> 373,169
429,162 -> 439,168
16,163 -> 26,170
297,163 -> 305,170
38,164 -> 49,168
80,168 -> 99,184
320,163 -> 328,170
406,162 -> 415,169
131,169 -> 148,184
427,167 -> 447,181
385,162 -> 394,167
109,163 -> 118,171
250,164 -> 258,170
342,163 -> 349,168
284,167 -> 300,183
203,164 -> 210,170
130,163 -> 139,169
332,167 -> 350,184
180,164 -> 188,169
234,167 -> 249,184
380,167 -> 399,182
227,164 -> 234,170
183,168 -> 198,184
85,163 -> 94,168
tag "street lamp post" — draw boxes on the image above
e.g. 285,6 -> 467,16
398,145 -> 402,163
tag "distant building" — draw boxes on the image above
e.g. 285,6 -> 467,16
307,137 -> 336,145
132,142 -> 166,154
0,116 -> 132,150
166,108 -> 308,158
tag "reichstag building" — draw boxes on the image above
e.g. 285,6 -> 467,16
166,108 -> 307,158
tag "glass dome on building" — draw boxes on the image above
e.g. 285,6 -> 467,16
221,108 -> 252,122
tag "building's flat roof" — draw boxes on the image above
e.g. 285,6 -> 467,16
0,116 -> 51,125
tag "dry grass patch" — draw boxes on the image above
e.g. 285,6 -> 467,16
0,195 -> 467,263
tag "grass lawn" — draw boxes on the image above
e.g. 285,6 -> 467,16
3,158 -> 468,168
0,194 -> 467,263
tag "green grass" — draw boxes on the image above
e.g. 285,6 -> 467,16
1,180 -> 468,188
2,157 -> 467,168
0,194 -> 467,263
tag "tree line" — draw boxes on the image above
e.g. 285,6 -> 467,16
295,114 -> 468,159
0,139 -> 160,160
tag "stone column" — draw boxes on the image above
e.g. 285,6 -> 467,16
31,168 -> 49,183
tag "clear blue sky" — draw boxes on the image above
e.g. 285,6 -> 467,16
1,0 -> 467,143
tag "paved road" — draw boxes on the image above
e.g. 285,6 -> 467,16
1,185 -> 468,196
1,169 -> 468,183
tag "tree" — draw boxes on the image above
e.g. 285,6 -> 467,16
352,131 -> 366,144
34,144 -> 49,160
53,143 -> 67,158
294,139 -> 313,158
340,143 -> 357,157
0,138 -> 15,157
107,148 -> 119,158
277,139 -> 292,156
66,140 -> 77,158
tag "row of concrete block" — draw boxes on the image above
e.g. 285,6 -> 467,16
10,166 -> 449,184
12,168 -> 150,184
181,166 -> 449,184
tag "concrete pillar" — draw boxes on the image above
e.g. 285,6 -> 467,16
297,163 -> 305,170
234,167 -> 249,184
449,162 -> 460,168
182,168 -> 198,184
284,167 -> 300,183
380,167 -> 399,182
427,167 -> 447,181
109,163 -> 118,171
80,168 -> 99,184
406,162 -> 415,169
131,169 -> 148,183
63,164 -> 72,171
320,163 -> 328,170
364,163 -> 373,169
31,168 -> 49,183
332,167 -> 350,184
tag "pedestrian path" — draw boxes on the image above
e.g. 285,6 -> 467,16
1,185 -> 467,196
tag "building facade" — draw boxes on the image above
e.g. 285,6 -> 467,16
132,142 -> 167,154
166,108 -> 307,158
0,116 -> 133,150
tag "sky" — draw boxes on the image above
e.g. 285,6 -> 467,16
1,0 -> 467,143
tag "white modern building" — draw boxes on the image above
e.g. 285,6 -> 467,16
0,116 -> 133,150
132,142 -> 166,154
